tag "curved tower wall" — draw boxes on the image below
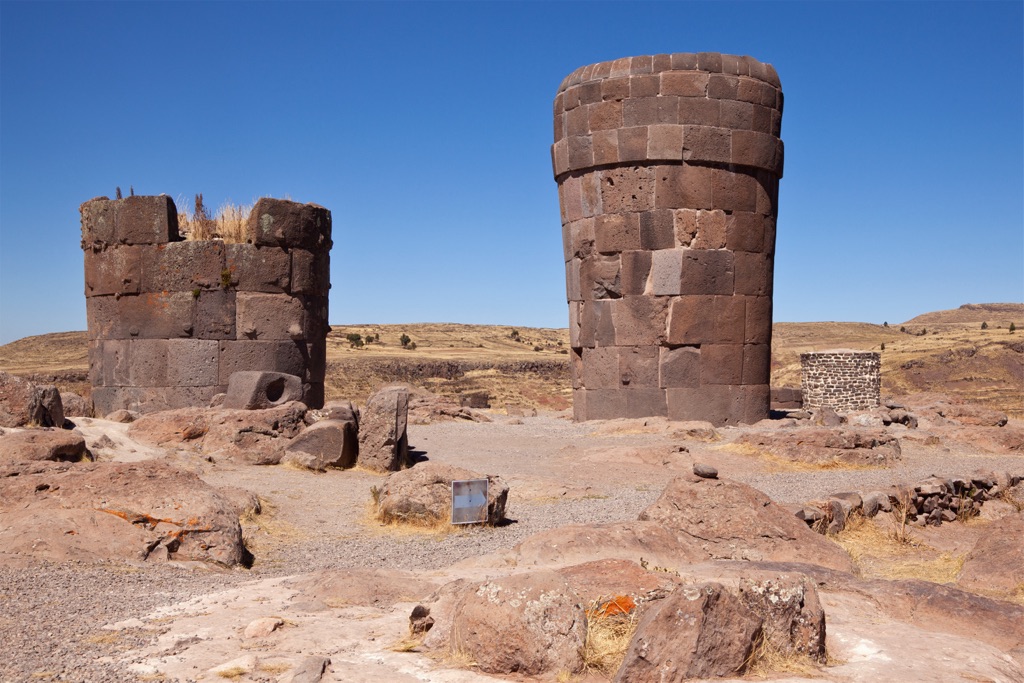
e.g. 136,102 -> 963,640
552,53 -> 784,425
81,195 -> 331,416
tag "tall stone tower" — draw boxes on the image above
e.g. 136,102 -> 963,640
551,53 -> 783,425
81,195 -> 331,416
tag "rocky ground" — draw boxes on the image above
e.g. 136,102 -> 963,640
1,395 -> 1023,682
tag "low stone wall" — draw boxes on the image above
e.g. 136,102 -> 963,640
800,351 -> 880,411
81,195 -> 331,416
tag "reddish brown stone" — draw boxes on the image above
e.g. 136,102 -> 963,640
97,339 -> 131,387
734,251 -> 772,296
225,243 -> 291,293
591,129 -> 619,165
640,210 -> 676,251
580,173 -> 602,217
141,241 -> 226,292
565,105 -> 590,137
567,217 -> 596,260
682,125 -> 731,164
624,388 -> 668,417
552,138 -> 569,177
649,249 -> 682,296
589,100 -> 623,131
601,166 -> 655,213
218,340 -> 307,386
107,292 -> 196,339
620,250 -> 652,295
667,295 -> 715,345
629,74 -> 660,98
617,126 -> 649,163
567,135 -> 594,171
578,80 -> 602,105
576,388 -> 627,420
667,385 -> 740,424
619,346 -> 659,388
659,346 -> 701,388
127,339 -> 169,386
712,168 -> 759,213
697,52 -> 723,73
581,255 -> 621,300
601,76 -> 630,101
707,73 -> 740,100
646,124 -> 683,160
83,246 -> 142,297
594,213 -> 640,254
577,300 -> 614,348
712,295 -> 746,343
248,198 -> 331,251
79,198 -> 116,248
194,289 -> 236,340
81,196 -> 178,246
671,53 -> 699,71
701,344 -> 743,385
290,249 -> 330,296
612,296 -> 669,346
744,296 -> 773,344
235,293 -> 305,341
582,347 -> 619,389
661,71 -> 708,97
726,212 -> 765,253
678,97 -> 721,125
167,339 -> 219,387
655,164 -> 713,210
680,249 -> 734,295
732,130 -> 781,172
693,209 -> 727,249
720,99 -> 755,131
740,385 -> 770,424
742,343 -> 771,385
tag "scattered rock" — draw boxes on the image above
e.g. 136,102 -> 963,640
243,617 -> 283,639
283,418 -> 357,471
0,371 -> 65,428
0,460 -> 246,565
59,391 -> 93,418
222,371 -> 304,410
736,427 -> 902,467
0,429 -> 90,463
409,605 -> 434,636
446,571 -> 586,675
217,486 -> 262,518
459,391 -> 490,409
358,386 -> 409,472
374,462 -> 508,526
737,573 -> 826,661
105,409 -> 139,423
638,475 -> 855,571
615,583 -> 762,681
693,463 -> 718,479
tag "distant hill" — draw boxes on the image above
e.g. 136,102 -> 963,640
1,306 -> 1021,416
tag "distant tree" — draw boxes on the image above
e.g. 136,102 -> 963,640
399,333 -> 411,348
346,333 -> 363,348
510,329 -> 520,341
883,321 -> 888,327
900,326 -> 906,333
920,328 -> 927,336
880,343 -> 885,351
1011,323 -> 1017,334
981,321 -> 989,330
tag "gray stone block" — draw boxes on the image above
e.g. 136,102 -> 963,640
222,371 -> 304,410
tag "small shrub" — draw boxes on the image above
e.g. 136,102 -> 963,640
981,321 -> 989,330
880,343 -> 885,351
883,321 -> 888,327
220,268 -> 233,288
1011,323 -> 1017,334
510,329 -> 520,341
900,326 -> 906,333
533,345 -> 543,352
346,333 -> 364,348
399,333 -> 411,348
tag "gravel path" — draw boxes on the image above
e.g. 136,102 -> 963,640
2,413 -> 1021,682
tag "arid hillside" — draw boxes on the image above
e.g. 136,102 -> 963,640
1,304 -> 1020,415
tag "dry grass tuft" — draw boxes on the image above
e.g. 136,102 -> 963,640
745,633 -> 823,678
390,637 -> 424,652
84,632 -> 122,645
215,667 -> 248,679
582,597 -> 640,675
833,514 -> 967,583
176,194 -> 252,243
256,661 -> 293,674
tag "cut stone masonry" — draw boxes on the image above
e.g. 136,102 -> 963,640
81,195 -> 331,416
552,53 -> 784,425
801,351 -> 881,411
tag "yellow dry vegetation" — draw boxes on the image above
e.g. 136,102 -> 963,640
833,514 -> 966,583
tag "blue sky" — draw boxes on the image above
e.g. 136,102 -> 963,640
1,1 -> 1021,344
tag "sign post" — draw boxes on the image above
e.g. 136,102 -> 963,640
451,479 -> 489,525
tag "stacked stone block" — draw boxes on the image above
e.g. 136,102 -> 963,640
552,53 -> 784,425
81,195 -> 331,416
800,351 -> 881,411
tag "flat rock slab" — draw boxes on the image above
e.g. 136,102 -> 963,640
736,427 -> 902,466
0,428 -> 89,463
0,460 -> 245,566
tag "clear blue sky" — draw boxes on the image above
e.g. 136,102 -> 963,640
1,1 -> 1021,344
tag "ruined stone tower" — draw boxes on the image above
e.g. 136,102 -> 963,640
81,195 -> 331,416
552,53 -> 783,425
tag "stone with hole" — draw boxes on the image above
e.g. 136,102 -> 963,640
222,371 -> 303,410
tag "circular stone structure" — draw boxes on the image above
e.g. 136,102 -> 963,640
551,52 -> 784,425
801,350 -> 882,411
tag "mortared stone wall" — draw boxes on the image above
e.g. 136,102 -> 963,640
551,53 -> 784,425
800,351 -> 881,412
81,195 -> 331,416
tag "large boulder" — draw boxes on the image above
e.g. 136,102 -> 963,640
358,386 -> 409,471
282,419 -> 357,471
0,371 -> 64,428
222,371 -> 303,410
614,583 -> 762,681
0,429 -> 89,464
736,573 -> 826,662
446,571 -> 586,675
638,474 -> 855,572
59,391 -> 93,418
735,427 -> 901,467
374,462 -> 508,526
129,402 -> 307,465
957,512 -> 1024,596
0,460 -> 246,565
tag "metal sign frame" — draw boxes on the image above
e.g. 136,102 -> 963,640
451,478 -> 489,525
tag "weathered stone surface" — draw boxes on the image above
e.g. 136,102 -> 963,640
222,371 -> 303,410
639,474 -> 855,571
0,429 -> 89,463
106,409 -> 140,423
375,462 -> 508,525
59,392 -> 93,418
80,195 -> 178,247
737,573 -> 825,661
555,558 -> 681,604
0,372 -> 65,428
614,583 -> 762,681
282,419 -> 357,471
0,460 -> 245,565
224,243 -> 291,293
736,427 -> 901,467
957,512 -> 1024,595
358,386 -> 409,472
447,571 -> 586,675
247,198 -> 332,251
